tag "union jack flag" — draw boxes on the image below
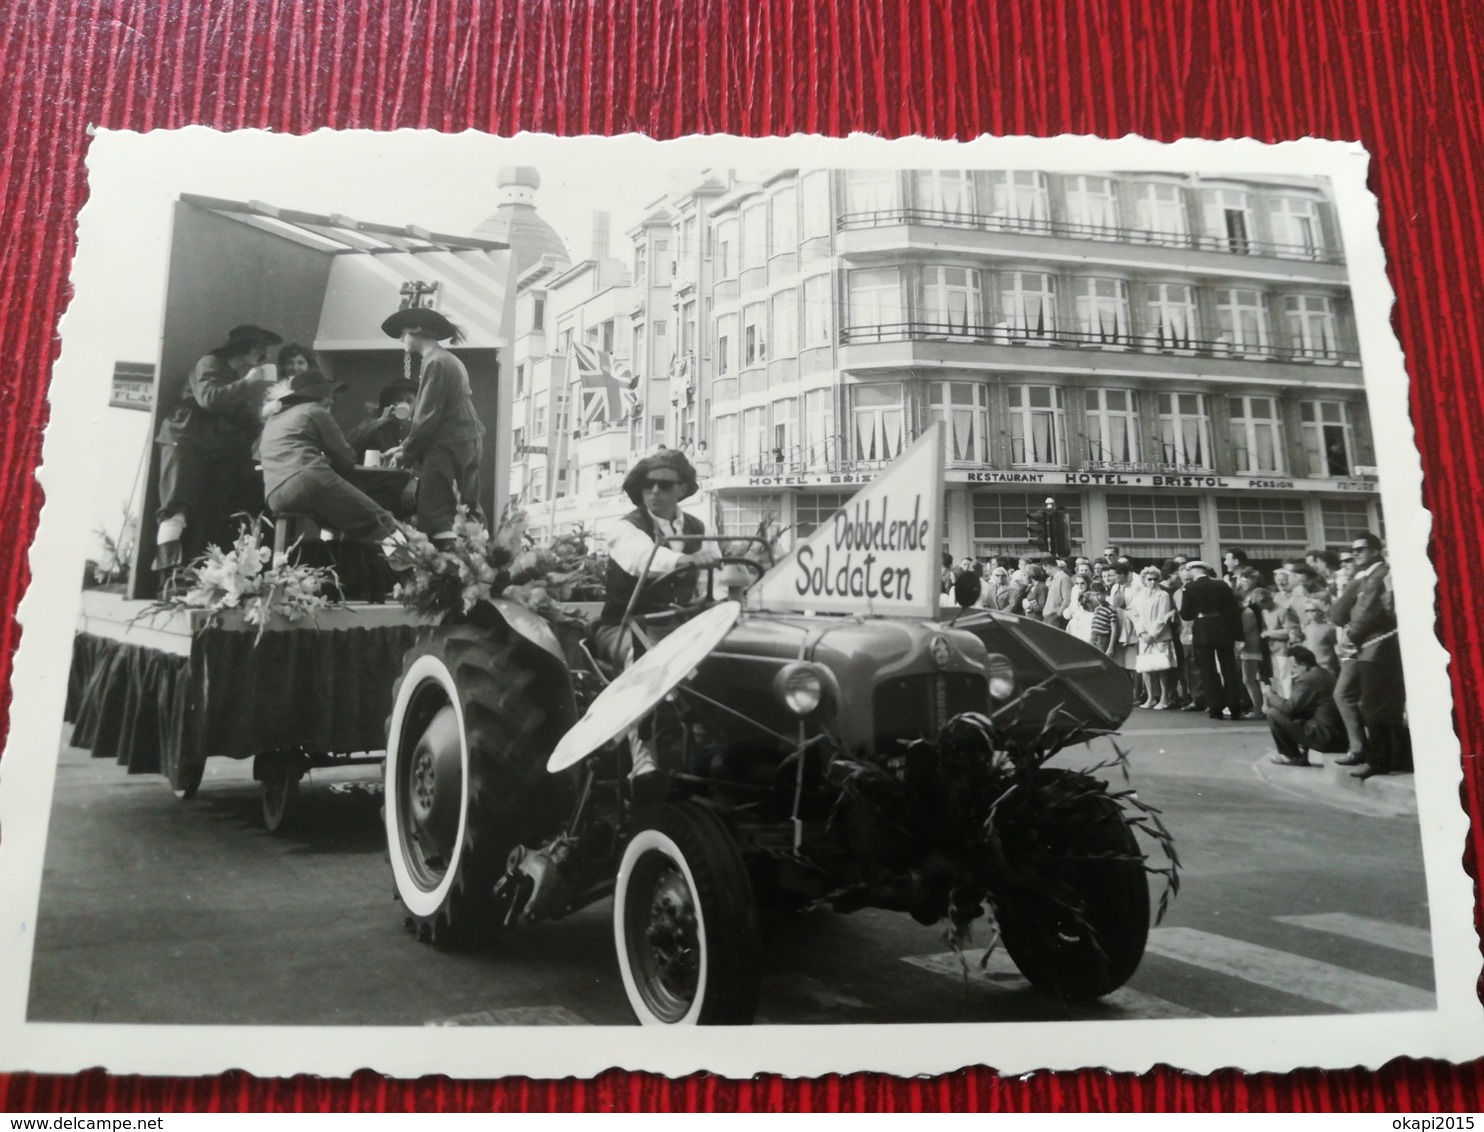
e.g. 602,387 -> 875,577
570,342 -> 639,426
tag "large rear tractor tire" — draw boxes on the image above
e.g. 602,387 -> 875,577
384,624 -> 571,947
993,769 -> 1151,1001
613,801 -> 760,1025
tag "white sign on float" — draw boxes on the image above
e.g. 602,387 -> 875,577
748,421 -> 945,619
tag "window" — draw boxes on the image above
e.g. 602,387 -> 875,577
916,170 -> 976,216
1216,288 -> 1271,355
1074,277 -> 1131,344
634,244 -> 647,282
1202,188 -> 1252,254
844,170 -> 899,215
802,274 -> 832,347
1157,392 -> 1213,469
713,412 -> 740,474
771,289 -> 798,358
1145,282 -> 1200,349
928,381 -> 990,464
715,313 -> 738,376
847,268 -> 902,338
801,171 -> 832,239
681,301 -> 697,355
769,188 -> 797,253
654,238 -> 668,253
650,413 -> 667,444
1064,175 -> 1118,230
973,492 -> 1085,552
679,215 -> 696,259
1133,182 -> 1189,243
1269,196 -> 1324,257
653,319 -> 667,337
1217,497 -> 1308,543
1009,385 -> 1068,466
533,394 -> 547,437
1321,498 -> 1374,545
741,201 -> 767,269
988,171 -> 1050,223
532,297 -> 545,332
1227,395 -> 1285,474
795,492 -> 853,538
999,271 -> 1057,339
802,387 -> 837,467
718,493 -> 783,537
742,406 -> 768,467
715,218 -> 738,278
920,266 -> 983,336
512,426 -> 524,456
514,363 -> 525,397
850,382 -> 905,462
601,319 -> 615,353
1300,400 -> 1356,477
632,321 -> 646,377
743,301 -> 766,365
1284,294 -> 1340,359
1085,388 -> 1142,465
772,396 -> 797,460
1106,494 -> 1203,542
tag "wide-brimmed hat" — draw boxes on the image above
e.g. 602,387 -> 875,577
622,449 -> 699,507
281,369 -> 347,402
215,324 -> 282,355
381,307 -> 461,342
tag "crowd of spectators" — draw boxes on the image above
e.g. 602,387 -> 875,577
942,532 -> 1407,779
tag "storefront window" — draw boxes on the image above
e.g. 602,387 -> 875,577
1064,175 -> 1119,230
846,268 -> 902,340
1105,493 -> 1203,544
1284,294 -> 1340,359
802,387 -> 837,468
795,492 -> 854,538
928,381 -> 990,464
1216,496 -> 1308,544
1133,182 -> 1190,244
1321,498 -> 1375,546
921,266 -> 984,336
1075,277 -> 1131,344
1300,399 -> 1355,477
802,274 -> 833,347
1146,282 -> 1200,349
718,493 -> 783,537
1008,385 -> 1068,466
999,271 -> 1057,339
850,382 -> 905,462
916,170 -> 976,217
1157,392 -> 1213,469
972,492 -> 1084,554
1227,395 -> 1285,474
1085,388 -> 1141,465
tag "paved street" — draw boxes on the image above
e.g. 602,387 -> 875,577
26,712 -> 1432,1027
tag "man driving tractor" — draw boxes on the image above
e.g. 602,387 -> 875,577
592,448 -> 721,794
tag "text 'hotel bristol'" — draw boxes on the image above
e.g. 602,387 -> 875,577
496,166 -> 1380,564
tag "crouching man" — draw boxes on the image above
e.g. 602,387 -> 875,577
1262,645 -> 1349,768
592,449 -> 720,796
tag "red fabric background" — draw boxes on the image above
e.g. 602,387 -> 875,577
3,0 -> 1482,1112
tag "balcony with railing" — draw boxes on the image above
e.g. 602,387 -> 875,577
836,207 -> 1345,266
837,319 -> 1361,379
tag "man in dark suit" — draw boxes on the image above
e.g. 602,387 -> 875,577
1179,560 -> 1245,720
1329,531 -> 1406,779
1262,645 -> 1348,766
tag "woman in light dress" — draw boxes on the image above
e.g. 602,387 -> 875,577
1128,564 -> 1179,709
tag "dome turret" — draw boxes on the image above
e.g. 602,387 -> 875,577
472,166 -> 571,274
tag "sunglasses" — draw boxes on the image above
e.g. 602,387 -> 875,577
642,478 -> 682,491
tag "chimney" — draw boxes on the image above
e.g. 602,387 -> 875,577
590,211 -> 611,261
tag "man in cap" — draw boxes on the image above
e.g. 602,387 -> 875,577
379,307 -> 484,546
1179,559 -> 1247,720
593,448 -> 721,795
153,323 -> 283,589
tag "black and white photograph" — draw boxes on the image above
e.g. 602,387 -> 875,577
0,129 -> 1476,1078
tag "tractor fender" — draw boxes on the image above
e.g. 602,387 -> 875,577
474,598 -> 580,728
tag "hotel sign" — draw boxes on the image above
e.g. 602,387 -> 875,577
728,467 -> 1377,494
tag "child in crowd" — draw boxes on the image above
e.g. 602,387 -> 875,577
1300,592 -> 1340,674
1086,586 -> 1119,656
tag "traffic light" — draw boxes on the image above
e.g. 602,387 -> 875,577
1048,510 -> 1071,557
1025,509 -> 1049,551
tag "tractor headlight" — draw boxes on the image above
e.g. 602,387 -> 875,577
986,652 -> 1017,701
774,663 -> 824,717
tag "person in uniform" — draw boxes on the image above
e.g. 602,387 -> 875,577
153,323 -> 282,587
379,308 -> 483,546
1179,560 -> 1246,720
593,449 -> 720,793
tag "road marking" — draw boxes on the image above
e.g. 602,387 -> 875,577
1275,913 -> 1433,957
1145,927 -> 1434,1013
425,1005 -> 588,1026
902,951 -> 1204,1019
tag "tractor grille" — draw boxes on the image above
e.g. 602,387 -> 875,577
873,674 -> 987,752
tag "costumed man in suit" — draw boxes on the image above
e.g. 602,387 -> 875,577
1179,560 -> 1247,720
1262,645 -> 1348,767
378,308 -> 484,547
153,323 -> 283,590
593,449 -> 721,795
1329,531 -> 1406,779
